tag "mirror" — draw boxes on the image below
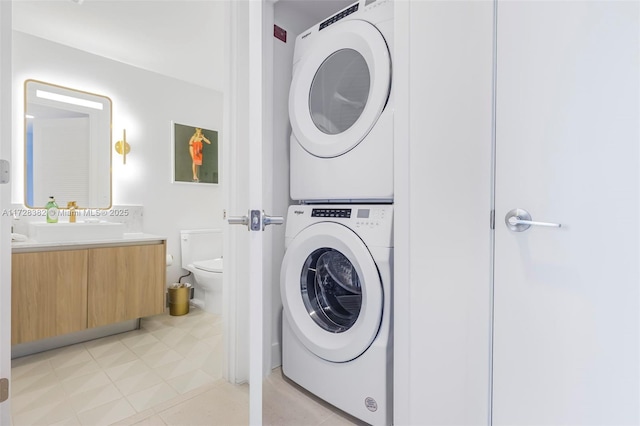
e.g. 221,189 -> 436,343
24,79 -> 112,209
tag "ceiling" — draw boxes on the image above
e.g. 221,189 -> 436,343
12,0 -> 227,90
12,0 -> 353,91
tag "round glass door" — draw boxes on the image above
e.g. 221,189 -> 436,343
309,49 -> 370,135
301,248 -> 362,333
280,222 -> 384,362
288,20 -> 391,158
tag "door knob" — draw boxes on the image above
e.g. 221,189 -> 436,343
262,212 -> 284,231
228,213 -> 250,230
228,210 -> 284,232
505,208 -> 561,232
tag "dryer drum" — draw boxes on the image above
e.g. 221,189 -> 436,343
301,248 -> 362,333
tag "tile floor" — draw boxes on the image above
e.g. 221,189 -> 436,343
10,306 -> 362,426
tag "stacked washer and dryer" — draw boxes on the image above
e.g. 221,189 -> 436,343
280,1 -> 394,424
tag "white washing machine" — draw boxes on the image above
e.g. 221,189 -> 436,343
280,204 -> 393,425
289,0 -> 393,203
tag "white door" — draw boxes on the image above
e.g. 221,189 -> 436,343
0,1 -> 11,423
227,1 -> 282,424
493,2 -> 639,425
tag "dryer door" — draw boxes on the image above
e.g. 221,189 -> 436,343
281,222 -> 383,362
289,20 -> 391,158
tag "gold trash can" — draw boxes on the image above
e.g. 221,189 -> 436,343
168,283 -> 190,316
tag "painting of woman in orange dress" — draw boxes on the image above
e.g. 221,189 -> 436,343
189,128 -> 211,182
173,122 -> 219,184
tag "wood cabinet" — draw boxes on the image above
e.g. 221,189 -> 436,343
11,241 -> 166,345
88,244 -> 166,328
11,250 -> 88,345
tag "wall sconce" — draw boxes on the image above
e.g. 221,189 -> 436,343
114,129 -> 130,164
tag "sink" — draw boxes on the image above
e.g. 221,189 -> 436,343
28,221 -> 125,243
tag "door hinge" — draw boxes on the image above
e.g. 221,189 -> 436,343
0,378 -> 8,403
490,209 -> 495,230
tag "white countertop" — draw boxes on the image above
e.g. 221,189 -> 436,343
12,233 -> 166,253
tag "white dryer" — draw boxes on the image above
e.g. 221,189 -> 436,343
280,204 -> 393,425
289,0 -> 393,203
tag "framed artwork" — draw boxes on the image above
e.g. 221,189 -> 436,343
172,122 -> 219,184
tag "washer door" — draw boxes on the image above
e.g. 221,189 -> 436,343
281,222 -> 383,362
289,19 -> 391,158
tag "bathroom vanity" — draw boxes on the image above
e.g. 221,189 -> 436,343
11,234 -> 166,353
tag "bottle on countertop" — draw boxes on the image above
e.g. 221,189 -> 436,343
45,196 -> 59,223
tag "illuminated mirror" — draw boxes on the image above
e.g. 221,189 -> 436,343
24,79 -> 112,208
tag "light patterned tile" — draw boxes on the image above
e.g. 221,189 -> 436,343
69,382 -> 124,414
188,321 -> 224,339
95,348 -> 139,369
318,413 -> 364,426
172,315 -> 207,331
53,359 -> 103,382
148,326 -> 183,343
199,333 -> 224,350
51,416 -> 82,425
130,414 -> 167,425
83,334 -> 122,352
159,330 -> 200,353
110,409 -> 158,426
49,345 -> 93,371
11,369 -> 60,396
12,398 -> 78,426
196,347 -> 224,380
178,341 -> 216,367
156,382 -> 248,425
11,357 -> 53,380
139,349 -> 183,369
128,340 -> 170,358
139,321 -> 166,333
120,331 -> 161,349
126,382 -> 179,413
11,382 -> 68,414
85,340 -> 130,360
153,358 -> 199,381
12,350 -> 58,367
62,371 -> 112,396
114,370 -> 165,396
165,369 -> 216,395
104,359 -> 151,383
76,397 -> 136,426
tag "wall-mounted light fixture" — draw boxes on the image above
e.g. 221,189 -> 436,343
114,129 -> 130,164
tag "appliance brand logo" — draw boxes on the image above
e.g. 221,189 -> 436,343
301,31 -> 311,39
294,210 -> 305,215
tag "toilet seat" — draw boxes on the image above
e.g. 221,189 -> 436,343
193,258 -> 223,273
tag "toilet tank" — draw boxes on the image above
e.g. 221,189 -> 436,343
180,229 -> 223,268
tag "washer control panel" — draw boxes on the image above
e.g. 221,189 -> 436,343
311,208 -> 352,218
355,207 -> 387,228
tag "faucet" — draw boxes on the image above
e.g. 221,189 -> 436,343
67,201 -> 78,223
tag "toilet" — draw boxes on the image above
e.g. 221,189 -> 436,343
180,229 -> 223,315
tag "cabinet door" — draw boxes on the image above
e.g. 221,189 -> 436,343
88,243 -> 166,327
12,250 -> 88,344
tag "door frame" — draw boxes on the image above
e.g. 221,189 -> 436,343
0,1 -> 12,423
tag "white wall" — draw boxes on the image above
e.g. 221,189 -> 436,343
12,32 -> 225,285
394,1 -> 495,425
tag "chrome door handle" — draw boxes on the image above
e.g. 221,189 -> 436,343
228,210 -> 284,231
505,208 -> 561,232
228,213 -> 250,230
262,212 -> 284,231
